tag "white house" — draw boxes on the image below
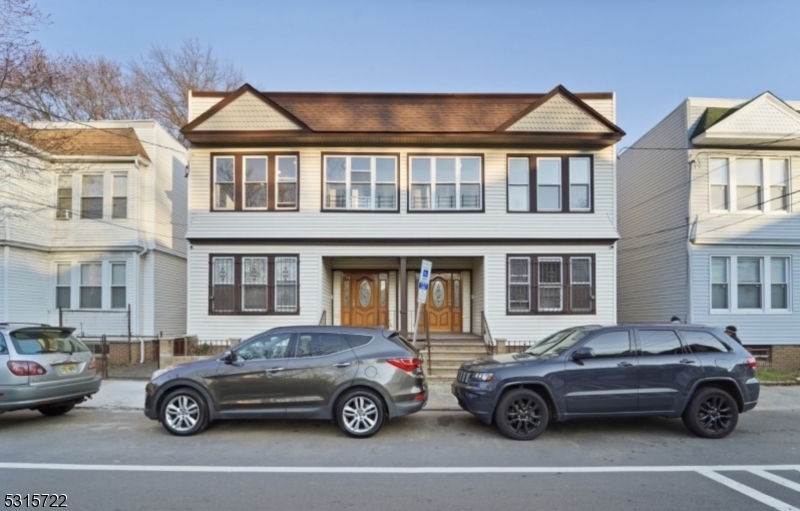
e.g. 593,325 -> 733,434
182,84 -> 624,375
0,119 -> 188,339
618,92 -> 800,368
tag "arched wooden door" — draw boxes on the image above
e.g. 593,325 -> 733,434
341,273 -> 388,328
420,273 -> 462,332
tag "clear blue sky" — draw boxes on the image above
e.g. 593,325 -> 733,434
37,0 -> 800,144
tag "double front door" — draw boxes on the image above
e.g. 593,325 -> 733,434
417,272 -> 462,333
341,273 -> 389,328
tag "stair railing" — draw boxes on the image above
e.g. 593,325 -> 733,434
318,310 -> 327,326
481,310 -> 495,356
424,309 -> 432,374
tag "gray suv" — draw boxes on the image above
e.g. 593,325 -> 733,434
452,324 -> 759,440
0,324 -> 101,416
145,326 -> 427,437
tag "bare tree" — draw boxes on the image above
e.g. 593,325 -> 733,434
131,38 -> 244,138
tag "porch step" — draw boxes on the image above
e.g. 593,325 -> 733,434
426,357 -> 480,368
426,346 -> 487,355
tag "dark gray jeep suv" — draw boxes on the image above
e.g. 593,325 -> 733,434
452,324 -> 759,440
145,327 -> 426,437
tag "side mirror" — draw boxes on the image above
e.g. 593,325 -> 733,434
572,347 -> 596,361
222,351 -> 234,364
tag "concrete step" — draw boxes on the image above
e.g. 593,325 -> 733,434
425,358 -> 477,368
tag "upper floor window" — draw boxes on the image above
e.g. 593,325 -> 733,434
56,174 -> 72,220
711,255 -> 790,313
409,156 -> 482,211
323,155 -> 398,211
709,156 -> 790,213
81,175 -> 103,220
506,255 -> 595,314
210,254 -> 299,315
212,154 -> 299,211
507,155 -> 593,213
112,174 -> 128,219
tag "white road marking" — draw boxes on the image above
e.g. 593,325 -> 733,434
0,463 -> 798,474
751,469 -> 800,493
697,469 -> 800,511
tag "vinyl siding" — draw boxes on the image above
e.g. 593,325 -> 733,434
6,247 -> 50,324
461,270 -> 471,334
617,103 -> 690,323
471,258 -> 485,334
0,247 -> 6,322
152,124 -> 189,255
188,95 -> 224,123
2,157 -> 54,248
153,251 -> 187,337
321,258 -> 333,325
690,244 -> 800,345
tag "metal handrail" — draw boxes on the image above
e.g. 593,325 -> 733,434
424,309 -> 431,374
318,310 -> 327,326
481,310 -> 495,356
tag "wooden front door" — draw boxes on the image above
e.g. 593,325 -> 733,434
419,272 -> 462,333
341,273 -> 389,328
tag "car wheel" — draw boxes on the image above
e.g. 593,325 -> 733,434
682,388 -> 739,439
494,388 -> 549,441
336,388 -> 385,438
159,388 -> 209,437
37,403 -> 75,417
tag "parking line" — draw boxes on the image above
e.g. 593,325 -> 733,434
750,469 -> 800,494
697,469 -> 800,511
0,463 -> 799,474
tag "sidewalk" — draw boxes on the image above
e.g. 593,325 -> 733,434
77,380 -> 460,411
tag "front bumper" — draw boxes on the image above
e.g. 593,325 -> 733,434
452,381 -> 495,424
0,375 -> 102,412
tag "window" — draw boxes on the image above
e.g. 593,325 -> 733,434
209,255 -> 299,314
682,331 -> 730,354
770,159 -> 789,212
323,155 -> 398,211
80,263 -> 102,309
736,159 -> 762,211
582,331 -> 632,358
243,157 -> 267,210
345,334 -> 373,349
234,333 -> 291,361
638,330 -> 684,356
56,263 -> 71,309
507,155 -> 593,212
212,154 -> 299,211
507,255 -> 595,314
81,175 -> 103,219
711,255 -> 791,312
111,174 -> 127,219
709,158 -> 729,211
296,333 -> 348,358
110,262 -> 126,309
409,156 -> 482,211
56,174 -> 72,220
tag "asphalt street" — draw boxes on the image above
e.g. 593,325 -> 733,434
1,387 -> 799,511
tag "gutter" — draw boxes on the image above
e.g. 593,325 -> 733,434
1,136 -> 151,166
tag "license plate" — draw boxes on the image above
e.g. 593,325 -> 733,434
60,364 -> 77,375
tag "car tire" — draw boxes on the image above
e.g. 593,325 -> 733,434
682,387 -> 739,439
494,388 -> 549,441
336,388 -> 385,438
37,403 -> 75,417
159,388 -> 209,437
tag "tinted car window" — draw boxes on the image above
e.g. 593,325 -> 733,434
582,331 -> 632,358
296,333 -> 348,358
683,331 -> 730,354
638,330 -> 684,356
0,334 -> 7,354
345,334 -> 373,349
234,333 -> 291,361
528,328 -> 597,359
10,329 -> 88,355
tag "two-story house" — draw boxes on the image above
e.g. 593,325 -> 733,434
618,92 -> 800,369
0,119 -> 188,340
182,84 -> 624,376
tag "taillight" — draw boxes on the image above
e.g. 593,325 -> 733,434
746,357 -> 757,369
387,358 -> 422,372
413,392 -> 426,401
88,357 -> 97,370
7,361 -> 47,376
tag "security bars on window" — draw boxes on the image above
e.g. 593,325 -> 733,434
507,255 -> 596,314
210,255 -> 299,314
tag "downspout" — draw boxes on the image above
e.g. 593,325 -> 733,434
135,245 -> 148,364
686,155 -> 698,324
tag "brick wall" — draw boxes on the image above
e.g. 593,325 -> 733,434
771,346 -> 800,371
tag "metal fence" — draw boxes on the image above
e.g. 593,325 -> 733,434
505,340 -> 536,354
79,334 -> 159,379
172,338 -> 239,357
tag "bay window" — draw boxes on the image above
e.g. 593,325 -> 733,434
112,174 -> 128,219
57,174 -> 72,220
323,155 -> 398,211
711,255 -> 791,312
409,156 -> 482,211
709,156 -> 791,213
81,175 -> 103,219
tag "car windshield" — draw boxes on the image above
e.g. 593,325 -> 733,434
525,328 -> 597,359
10,328 -> 88,355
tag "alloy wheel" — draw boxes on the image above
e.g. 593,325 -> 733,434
342,396 -> 379,434
165,395 -> 200,433
697,396 -> 733,433
505,397 -> 542,435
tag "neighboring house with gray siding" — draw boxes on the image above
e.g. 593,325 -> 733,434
618,92 -> 800,366
0,120 -> 188,338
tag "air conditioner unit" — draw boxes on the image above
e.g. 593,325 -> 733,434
56,209 -> 72,220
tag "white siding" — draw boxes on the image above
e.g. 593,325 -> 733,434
0,247 -> 6,322
321,258 -> 333,325
152,124 -> 189,255
617,103 -> 690,323
690,245 -> 800,345
188,95 -> 224,123
461,270 -> 471,333
153,251 -> 187,337
1,156 -> 54,248
471,257 -> 485,335
6,247 -> 50,324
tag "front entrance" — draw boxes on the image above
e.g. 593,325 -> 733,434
341,273 -> 389,328
417,272 -> 462,333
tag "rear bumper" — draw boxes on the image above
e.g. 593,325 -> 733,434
742,378 -> 760,412
392,395 -> 427,418
0,375 -> 102,412
452,381 -> 495,424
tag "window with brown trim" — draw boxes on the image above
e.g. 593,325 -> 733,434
506,255 -> 595,314
506,155 -> 594,213
211,153 -> 299,211
209,254 -> 299,314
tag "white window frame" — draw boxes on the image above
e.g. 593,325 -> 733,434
213,156 -> 236,211
708,158 -> 730,213
241,156 -> 269,211
408,156 -> 483,211
110,262 -> 127,309
55,262 -> 72,309
537,257 -> 564,312
507,256 -> 531,312
709,156 -> 792,214
111,172 -> 128,219
56,174 -> 73,220
568,157 -> 592,212
323,155 -> 398,211
79,262 -> 103,310
536,157 -> 562,212
710,256 -> 730,311
80,174 -> 104,220
769,158 -> 790,214
275,155 -> 298,210
709,255 -> 792,314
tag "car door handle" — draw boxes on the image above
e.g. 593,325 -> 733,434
333,362 -> 352,368
265,367 -> 285,373
617,361 -> 634,367
680,359 -> 697,365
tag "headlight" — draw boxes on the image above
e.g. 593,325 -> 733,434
471,372 -> 494,382
150,367 -> 172,381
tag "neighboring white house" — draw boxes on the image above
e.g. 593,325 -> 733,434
618,92 -> 800,367
182,84 -> 624,353
0,119 -> 188,338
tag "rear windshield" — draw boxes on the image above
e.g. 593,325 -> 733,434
10,329 -> 88,355
386,332 -> 418,355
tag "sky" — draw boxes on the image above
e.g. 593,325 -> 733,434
36,0 -> 800,145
